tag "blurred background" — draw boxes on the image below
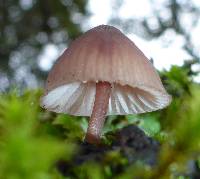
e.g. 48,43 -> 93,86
1,0 -> 200,179
1,0 -> 200,91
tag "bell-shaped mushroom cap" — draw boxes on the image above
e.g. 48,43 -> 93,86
41,25 -> 171,116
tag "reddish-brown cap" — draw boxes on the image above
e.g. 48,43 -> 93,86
41,25 -> 171,116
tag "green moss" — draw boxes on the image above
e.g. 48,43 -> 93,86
1,65 -> 200,178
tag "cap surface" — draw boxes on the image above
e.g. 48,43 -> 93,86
41,25 -> 171,116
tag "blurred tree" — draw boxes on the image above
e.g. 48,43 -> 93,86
0,0 -> 88,90
109,0 -> 200,61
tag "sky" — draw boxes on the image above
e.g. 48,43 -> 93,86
39,0 -> 200,73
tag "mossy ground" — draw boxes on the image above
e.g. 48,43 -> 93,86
1,65 -> 200,179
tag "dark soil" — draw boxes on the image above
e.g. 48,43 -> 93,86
57,125 -> 160,177
56,125 -> 200,178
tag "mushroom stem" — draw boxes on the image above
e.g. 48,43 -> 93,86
85,81 -> 111,144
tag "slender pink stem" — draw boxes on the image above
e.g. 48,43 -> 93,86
85,81 -> 111,144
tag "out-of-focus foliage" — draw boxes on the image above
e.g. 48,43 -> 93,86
0,90 -> 77,179
109,0 -> 200,61
0,0 -> 88,90
1,63 -> 200,179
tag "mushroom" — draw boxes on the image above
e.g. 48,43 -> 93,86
40,25 -> 171,144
